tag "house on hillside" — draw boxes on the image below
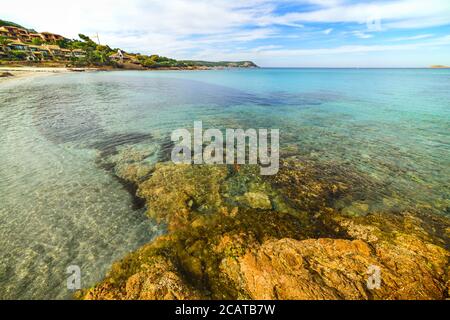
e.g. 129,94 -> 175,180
39,32 -> 64,42
110,50 -> 140,64
0,26 -> 66,44
29,33 -> 46,42
5,41 -> 39,61
42,45 -> 77,60
1,27 -> 88,62
1,26 -> 88,62
110,49 -> 127,62
0,26 -> 30,42
43,44 -> 63,57
71,49 -> 86,58
61,48 -> 72,59
28,45 -> 51,60
7,41 -> 29,51
6,41 -> 69,61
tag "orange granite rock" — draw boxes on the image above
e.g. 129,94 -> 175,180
81,157 -> 449,300
222,234 -> 448,300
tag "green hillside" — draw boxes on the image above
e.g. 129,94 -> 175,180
0,19 -> 36,32
0,19 -> 25,28
0,19 -> 258,69
181,60 -> 258,68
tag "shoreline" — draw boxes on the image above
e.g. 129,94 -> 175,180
0,65 -> 259,83
0,66 -> 99,83
0,66 -> 400,83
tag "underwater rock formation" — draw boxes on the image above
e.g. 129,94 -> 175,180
81,153 -> 449,300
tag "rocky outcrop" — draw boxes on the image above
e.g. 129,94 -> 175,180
84,256 -> 203,300
223,232 -> 448,300
222,238 -> 376,300
0,72 -> 14,78
137,164 -> 228,231
82,154 -> 450,300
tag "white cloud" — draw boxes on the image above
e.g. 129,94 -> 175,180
352,31 -> 373,39
271,0 -> 450,28
1,0 -> 450,65
184,34 -> 450,61
2,1 -> 271,37
389,34 -> 434,41
4,1 -> 450,39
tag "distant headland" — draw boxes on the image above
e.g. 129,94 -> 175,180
430,65 -> 450,69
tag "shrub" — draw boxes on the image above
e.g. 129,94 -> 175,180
32,38 -> 43,46
142,58 -> 156,68
9,50 -> 27,60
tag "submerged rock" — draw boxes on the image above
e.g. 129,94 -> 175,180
137,163 -> 228,231
342,201 -> 370,217
81,156 -> 450,300
240,192 -> 272,210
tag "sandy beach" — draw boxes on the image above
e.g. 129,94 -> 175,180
0,66 -> 97,83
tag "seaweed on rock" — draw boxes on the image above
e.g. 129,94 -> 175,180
80,151 -> 450,300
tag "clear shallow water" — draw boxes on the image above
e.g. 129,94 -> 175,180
0,69 -> 449,299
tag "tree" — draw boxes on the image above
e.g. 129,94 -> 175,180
56,38 -> 71,48
78,34 -> 91,42
78,34 -> 97,48
96,45 -> 112,53
142,58 -> 156,68
9,50 -> 27,60
93,45 -> 111,64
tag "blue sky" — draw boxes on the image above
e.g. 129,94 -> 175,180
2,0 -> 450,67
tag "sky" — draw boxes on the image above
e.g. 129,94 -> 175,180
2,0 -> 450,67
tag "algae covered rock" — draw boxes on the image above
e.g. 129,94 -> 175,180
82,206 -> 319,300
84,255 -> 204,300
240,192 -> 272,210
342,201 -> 370,217
137,163 -> 228,230
81,155 -> 450,300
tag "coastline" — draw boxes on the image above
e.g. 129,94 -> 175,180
0,65 -> 258,83
0,66 -> 98,83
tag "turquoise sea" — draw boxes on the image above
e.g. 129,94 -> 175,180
0,68 -> 449,299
